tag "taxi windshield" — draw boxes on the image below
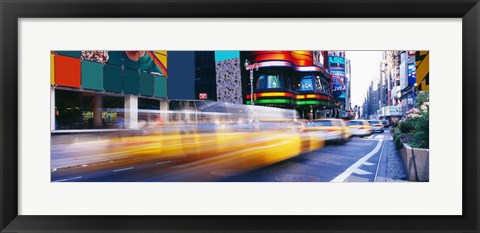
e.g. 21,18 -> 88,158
308,121 -> 332,127
347,121 -> 363,126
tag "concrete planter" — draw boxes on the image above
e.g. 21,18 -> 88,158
400,143 -> 429,182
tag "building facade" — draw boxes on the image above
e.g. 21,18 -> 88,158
240,51 -> 339,120
51,51 -> 168,131
399,51 -> 418,115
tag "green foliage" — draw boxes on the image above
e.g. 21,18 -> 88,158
391,91 -> 429,149
416,91 -> 429,108
394,133 -> 404,150
412,112 -> 429,148
399,120 -> 415,133
395,112 -> 429,149
390,127 -> 400,137
393,121 -> 399,128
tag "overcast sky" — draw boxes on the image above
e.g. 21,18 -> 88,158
346,51 -> 383,108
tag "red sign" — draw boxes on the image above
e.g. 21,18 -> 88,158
408,51 -> 416,56
199,93 -> 208,99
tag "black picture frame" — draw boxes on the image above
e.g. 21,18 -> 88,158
1,0 -> 479,232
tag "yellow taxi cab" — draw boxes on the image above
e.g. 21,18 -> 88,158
368,120 -> 385,133
303,118 -> 350,143
285,120 -> 306,132
346,120 -> 372,137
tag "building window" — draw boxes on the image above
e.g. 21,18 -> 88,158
256,73 -> 284,89
54,89 -> 124,130
297,75 -> 314,91
55,90 -> 83,129
138,98 -> 160,124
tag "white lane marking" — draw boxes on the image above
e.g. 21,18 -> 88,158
346,142 -> 370,146
53,176 -> 82,182
155,161 -> 171,165
113,167 -> 134,172
363,162 -> 375,166
356,138 -> 381,141
330,139 -> 383,182
375,135 -> 384,139
353,168 -> 372,175
374,136 -> 388,182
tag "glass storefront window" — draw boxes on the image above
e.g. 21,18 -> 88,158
55,90 -> 83,129
55,89 -> 124,130
138,98 -> 160,124
102,95 -> 124,129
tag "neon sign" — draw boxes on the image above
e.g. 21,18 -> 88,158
328,56 -> 345,65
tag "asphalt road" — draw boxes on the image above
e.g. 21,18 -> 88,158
51,129 -> 392,182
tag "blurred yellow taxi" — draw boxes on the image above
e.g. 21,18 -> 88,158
285,121 -> 306,132
303,119 -> 350,143
368,120 -> 385,133
346,120 -> 372,137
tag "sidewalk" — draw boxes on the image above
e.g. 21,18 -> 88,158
375,133 -> 408,182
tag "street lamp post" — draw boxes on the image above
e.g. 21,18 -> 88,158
413,83 -> 418,108
244,59 -> 259,105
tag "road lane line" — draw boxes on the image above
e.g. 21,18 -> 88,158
53,176 -> 82,182
155,161 -> 171,165
330,139 -> 383,182
363,161 -> 375,166
113,167 -> 134,172
374,136 -> 388,182
353,168 -> 372,175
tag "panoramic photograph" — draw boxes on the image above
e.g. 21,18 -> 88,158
50,50 -> 429,182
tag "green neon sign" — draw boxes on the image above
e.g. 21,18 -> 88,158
246,99 -> 292,105
296,100 -> 321,105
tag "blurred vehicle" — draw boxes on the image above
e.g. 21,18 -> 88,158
368,120 -> 385,133
285,121 -> 305,132
346,120 -> 372,137
233,119 -> 261,132
381,119 -> 390,128
304,119 -> 350,143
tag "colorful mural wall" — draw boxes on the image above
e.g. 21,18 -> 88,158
214,51 -> 243,104
50,51 -> 168,98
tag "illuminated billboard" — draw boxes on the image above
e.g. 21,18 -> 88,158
328,56 -> 346,71
331,70 -> 346,99
328,51 -> 347,99
408,63 -> 416,86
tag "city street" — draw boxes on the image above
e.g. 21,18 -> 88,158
51,129 -> 407,182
